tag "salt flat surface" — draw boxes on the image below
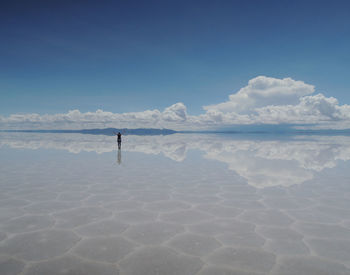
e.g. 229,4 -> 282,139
1,133 -> 350,274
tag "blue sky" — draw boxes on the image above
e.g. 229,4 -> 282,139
1,0 -> 350,130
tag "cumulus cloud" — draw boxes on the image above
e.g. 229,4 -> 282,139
200,76 -> 350,127
1,76 -> 350,130
253,94 -> 350,125
204,76 -> 315,114
0,104 -> 182,130
201,76 -> 350,128
162,102 -> 187,122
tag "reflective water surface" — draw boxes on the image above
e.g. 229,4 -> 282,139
1,132 -> 350,275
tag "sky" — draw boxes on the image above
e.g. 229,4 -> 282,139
1,0 -> 350,130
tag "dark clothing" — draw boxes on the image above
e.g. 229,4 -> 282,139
117,133 -> 122,149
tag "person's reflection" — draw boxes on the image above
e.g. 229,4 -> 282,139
117,148 -> 122,165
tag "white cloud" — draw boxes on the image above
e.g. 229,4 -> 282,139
254,94 -> 350,124
204,76 -> 315,114
162,102 -> 187,122
1,76 -> 350,130
201,76 -> 350,127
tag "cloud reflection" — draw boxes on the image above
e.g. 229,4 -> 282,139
1,132 -> 350,188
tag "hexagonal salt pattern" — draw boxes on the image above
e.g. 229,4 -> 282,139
75,219 -> 129,237
271,256 -> 350,275
0,215 -> 54,234
72,236 -> 135,263
206,247 -> 276,273
167,233 -> 221,257
197,265 -> 264,275
54,207 -> 112,229
24,255 -> 120,275
124,222 -> 184,245
0,255 -> 25,275
0,232 -> 7,242
1,133 -> 350,275
119,246 -> 203,275
0,229 -> 80,261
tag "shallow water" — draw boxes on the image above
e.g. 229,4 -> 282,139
1,132 -> 350,275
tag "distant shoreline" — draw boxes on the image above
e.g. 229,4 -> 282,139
1,127 -> 350,136
0,128 -> 177,136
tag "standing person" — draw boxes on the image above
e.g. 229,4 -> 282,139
117,132 -> 122,149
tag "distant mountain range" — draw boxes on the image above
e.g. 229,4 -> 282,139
2,128 -> 177,136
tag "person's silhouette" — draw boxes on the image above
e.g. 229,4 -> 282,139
117,132 -> 122,149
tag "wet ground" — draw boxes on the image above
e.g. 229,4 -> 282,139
1,133 -> 350,275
